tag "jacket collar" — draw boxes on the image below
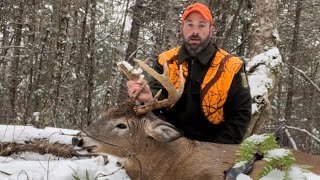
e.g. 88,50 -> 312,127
177,43 -> 217,65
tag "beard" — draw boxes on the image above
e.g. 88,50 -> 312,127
183,33 -> 211,56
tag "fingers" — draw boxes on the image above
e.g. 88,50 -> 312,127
126,79 -> 153,103
126,79 -> 148,96
126,79 -> 146,87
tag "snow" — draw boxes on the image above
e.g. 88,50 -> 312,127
264,148 -> 291,159
117,61 -> 134,71
117,61 -> 144,79
0,125 -> 130,180
0,155 -> 129,180
246,47 -> 282,114
0,125 -> 79,144
244,133 -> 269,144
260,169 -> 285,180
288,166 -> 307,180
260,166 -> 320,180
237,173 -> 252,180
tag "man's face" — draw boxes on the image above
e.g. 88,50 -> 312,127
181,12 -> 214,56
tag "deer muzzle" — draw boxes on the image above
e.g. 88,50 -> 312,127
72,137 -> 83,147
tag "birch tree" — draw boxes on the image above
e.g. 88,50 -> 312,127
246,0 -> 280,135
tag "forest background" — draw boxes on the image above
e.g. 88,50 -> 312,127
0,0 -> 319,155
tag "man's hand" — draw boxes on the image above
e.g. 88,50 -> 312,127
126,79 -> 153,103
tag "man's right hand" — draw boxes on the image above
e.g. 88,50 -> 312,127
126,79 -> 153,103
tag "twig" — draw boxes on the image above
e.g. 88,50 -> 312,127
0,170 -> 11,175
0,46 -> 26,49
17,170 -> 30,180
285,125 -> 320,144
291,65 -> 320,94
96,156 -> 131,178
47,156 -> 50,180
284,128 -> 298,150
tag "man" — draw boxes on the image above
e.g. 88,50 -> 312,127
127,3 -> 251,144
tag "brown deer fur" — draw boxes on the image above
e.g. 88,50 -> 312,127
77,103 -> 320,180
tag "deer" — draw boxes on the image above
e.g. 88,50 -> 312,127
72,59 -> 320,180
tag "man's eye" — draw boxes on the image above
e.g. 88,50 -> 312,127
115,123 -> 127,129
199,24 -> 206,28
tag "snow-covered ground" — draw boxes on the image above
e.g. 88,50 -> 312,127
0,125 -> 130,180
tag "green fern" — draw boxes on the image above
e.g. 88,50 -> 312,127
236,133 -> 280,162
259,148 -> 296,178
235,134 -> 316,179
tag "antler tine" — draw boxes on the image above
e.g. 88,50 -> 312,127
133,59 -> 185,115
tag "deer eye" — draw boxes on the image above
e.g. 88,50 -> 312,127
115,123 -> 127,129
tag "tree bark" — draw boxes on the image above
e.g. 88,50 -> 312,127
249,0 -> 278,57
161,0 -> 181,51
84,0 -> 96,126
44,0 -> 70,126
118,0 -> 144,104
285,0 -> 302,122
124,0 -> 143,63
246,0 -> 279,135
9,0 -> 24,121
220,0 -> 245,49
211,0 -> 232,46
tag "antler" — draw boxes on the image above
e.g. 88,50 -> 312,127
133,59 -> 185,115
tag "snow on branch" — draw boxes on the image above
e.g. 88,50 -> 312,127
245,47 -> 283,135
0,140 -> 81,158
246,47 -> 282,114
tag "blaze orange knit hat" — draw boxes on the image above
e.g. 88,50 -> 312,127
182,3 -> 213,25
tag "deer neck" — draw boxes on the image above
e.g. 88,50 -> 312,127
124,137 -> 194,179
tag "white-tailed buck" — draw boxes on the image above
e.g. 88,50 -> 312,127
73,60 -> 320,180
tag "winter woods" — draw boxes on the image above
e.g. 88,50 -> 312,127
0,0 -> 319,155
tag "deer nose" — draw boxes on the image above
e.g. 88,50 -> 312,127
72,137 -> 83,147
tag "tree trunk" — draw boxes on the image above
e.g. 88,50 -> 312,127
49,0 -> 69,126
220,0 -> 245,49
84,0 -> 96,126
118,0 -> 143,103
23,0 -> 37,124
211,0 -> 232,46
124,0 -> 142,63
246,0 -> 279,135
9,0 -> 24,122
249,0 -> 278,57
161,0 -> 181,51
284,0 -> 302,122
120,0 -> 130,42
0,1 -> 9,121
74,0 -> 89,127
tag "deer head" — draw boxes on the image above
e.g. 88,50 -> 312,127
73,59 -> 185,158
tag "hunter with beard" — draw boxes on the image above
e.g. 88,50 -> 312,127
126,3 -> 252,144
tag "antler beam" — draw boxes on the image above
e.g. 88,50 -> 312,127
133,59 -> 185,114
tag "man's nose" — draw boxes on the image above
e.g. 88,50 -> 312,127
72,137 -> 83,147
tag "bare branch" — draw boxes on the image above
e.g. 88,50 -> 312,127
284,128 -> 298,150
0,46 -> 26,49
0,140 -> 82,158
292,65 -> 320,94
285,125 -> 320,144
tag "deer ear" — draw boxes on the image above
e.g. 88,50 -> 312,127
145,120 -> 183,143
